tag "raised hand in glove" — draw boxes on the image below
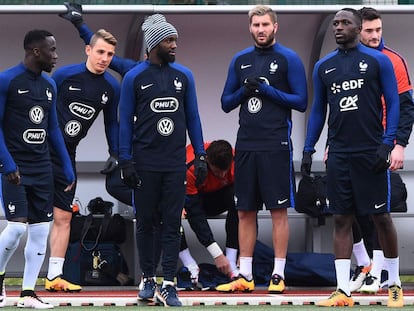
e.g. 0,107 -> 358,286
372,144 -> 393,174
301,151 -> 313,178
194,154 -> 208,188
100,154 -> 118,174
119,160 -> 141,189
243,77 -> 261,96
59,2 -> 84,28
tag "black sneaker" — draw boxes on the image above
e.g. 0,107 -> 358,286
156,285 -> 182,307
138,278 -> 157,301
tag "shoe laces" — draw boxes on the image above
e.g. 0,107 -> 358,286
330,288 -> 349,298
161,285 -> 178,299
143,278 -> 156,291
389,285 -> 401,301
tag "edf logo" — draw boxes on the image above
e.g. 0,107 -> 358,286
331,79 -> 364,94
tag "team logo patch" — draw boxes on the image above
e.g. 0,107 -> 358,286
69,102 -> 95,120
174,78 -> 182,92
150,97 -> 179,113
46,88 -> 53,101
247,97 -> 262,113
65,120 -> 82,137
8,202 -> 16,214
157,117 -> 174,136
23,129 -> 46,144
29,106 -> 44,124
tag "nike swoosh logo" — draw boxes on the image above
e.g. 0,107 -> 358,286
278,199 -> 288,205
140,83 -> 154,90
71,12 -> 82,17
18,89 -> 29,94
374,203 -> 386,209
47,212 -> 53,217
69,85 -> 81,91
324,68 -> 336,74
240,64 -> 252,70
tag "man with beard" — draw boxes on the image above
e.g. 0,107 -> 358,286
301,8 -> 403,307
118,14 -> 207,307
216,5 -> 307,294
0,29 -> 75,308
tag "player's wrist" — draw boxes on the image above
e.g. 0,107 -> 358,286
207,242 -> 223,259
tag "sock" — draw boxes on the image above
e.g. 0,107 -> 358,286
178,248 -> 199,278
0,222 -> 26,272
384,257 -> 401,287
352,239 -> 371,267
335,259 -> 351,296
271,258 -> 286,279
239,257 -> 253,281
225,247 -> 238,273
47,257 -> 65,280
179,248 -> 198,268
22,222 -> 49,290
162,280 -> 175,288
370,250 -> 384,280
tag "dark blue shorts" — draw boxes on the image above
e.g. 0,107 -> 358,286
1,170 -> 54,222
234,150 -> 295,211
326,152 -> 390,215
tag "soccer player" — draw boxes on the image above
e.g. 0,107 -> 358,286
45,29 -> 120,293
217,5 -> 307,294
0,29 -> 74,308
301,8 -> 403,307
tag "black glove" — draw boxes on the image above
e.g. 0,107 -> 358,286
372,144 -> 393,174
194,154 -> 208,188
100,155 -> 118,174
59,2 -> 84,28
119,160 -> 141,189
243,77 -> 260,96
301,151 -> 313,177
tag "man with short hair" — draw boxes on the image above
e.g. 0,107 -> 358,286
217,4 -> 307,294
302,8 -> 403,307
45,28 -> 120,293
0,29 -> 75,309
179,140 -> 238,290
349,6 -> 414,295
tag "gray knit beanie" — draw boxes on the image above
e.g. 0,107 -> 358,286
142,14 -> 178,52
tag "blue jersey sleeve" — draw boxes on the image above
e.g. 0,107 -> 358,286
396,90 -> 414,146
304,61 -> 328,153
46,79 -> 75,183
221,56 -> 247,113
0,73 -> 16,174
103,73 -> 120,156
78,23 -> 93,45
118,69 -> 137,162
179,66 -> 205,155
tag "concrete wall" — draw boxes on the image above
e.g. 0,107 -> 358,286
0,5 -> 414,278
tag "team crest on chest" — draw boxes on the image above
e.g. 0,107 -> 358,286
269,61 -> 278,74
